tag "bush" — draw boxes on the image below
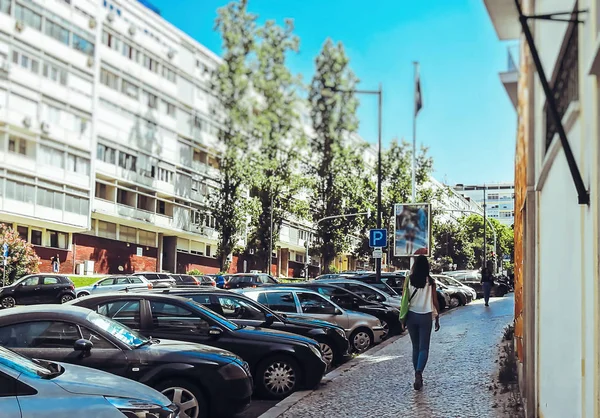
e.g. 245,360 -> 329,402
0,224 -> 40,285
187,269 -> 202,276
498,343 -> 518,386
503,323 -> 515,341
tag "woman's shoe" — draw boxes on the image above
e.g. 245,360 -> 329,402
413,372 -> 423,390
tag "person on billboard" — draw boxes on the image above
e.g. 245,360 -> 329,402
399,255 -> 440,391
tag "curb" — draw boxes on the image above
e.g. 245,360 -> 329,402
257,309 -> 453,418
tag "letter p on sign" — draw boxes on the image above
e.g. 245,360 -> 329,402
369,229 -> 387,247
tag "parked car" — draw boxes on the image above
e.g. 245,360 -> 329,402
131,272 -> 175,288
434,274 -> 477,301
70,292 -> 327,399
0,345 -> 179,418
76,275 -> 153,298
0,274 -> 76,308
315,279 -> 402,308
432,277 -> 471,307
0,304 -> 253,417
148,287 -> 351,367
224,273 -> 279,289
170,274 -> 216,287
237,287 -> 386,353
337,273 -> 402,297
450,270 -> 509,298
274,282 -> 403,337
383,276 -> 450,312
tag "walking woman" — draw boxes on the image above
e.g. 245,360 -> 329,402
400,255 -> 440,390
481,267 -> 493,307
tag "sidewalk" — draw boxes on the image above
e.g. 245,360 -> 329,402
277,296 -> 514,418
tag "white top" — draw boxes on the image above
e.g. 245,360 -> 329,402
407,280 -> 435,314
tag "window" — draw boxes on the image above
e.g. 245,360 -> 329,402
295,254 -> 304,263
65,194 -> 88,215
149,301 -> 210,334
260,292 -> 297,313
138,230 -> 155,246
119,225 -> 136,243
14,4 -> 42,30
217,296 -> 265,320
21,277 -> 40,286
0,321 -> 80,348
97,143 -> 116,164
162,66 -> 176,82
297,293 -> 337,315
67,155 -> 90,175
6,180 -> 34,204
31,230 -> 42,245
205,245 -> 211,257
100,68 -> 119,90
43,63 -> 68,85
157,168 -> 173,183
8,136 -> 27,156
157,200 -> 166,215
0,0 -> 10,14
37,188 -> 63,210
45,20 -> 70,45
118,151 -> 137,171
42,277 -> 59,285
39,145 -> 64,169
193,116 -> 203,130
122,80 -> 139,99
146,92 -> 157,109
48,230 -> 68,249
79,326 -> 114,349
97,300 -> 141,329
72,33 -> 94,56
17,226 -> 28,241
163,100 -> 176,117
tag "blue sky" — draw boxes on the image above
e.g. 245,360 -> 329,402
151,0 -> 516,185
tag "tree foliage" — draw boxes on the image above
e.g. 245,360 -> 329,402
432,219 -> 475,270
0,224 -> 40,284
457,214 -> 514,268
211,0 -> 258,271
308,39 -> 371,272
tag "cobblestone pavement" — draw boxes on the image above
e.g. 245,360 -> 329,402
280,296 -> 514,418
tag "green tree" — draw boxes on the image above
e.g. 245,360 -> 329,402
210,0 -> 258,272
0,224 -> 40,284
247,18 -> 309,270
459,214 -> 514,269
432,219 -> 475,270
309,39 -> 369,272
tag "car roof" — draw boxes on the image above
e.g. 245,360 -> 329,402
0,304 -> 92,320
67,292 -> 198,305
237,286 -> 321,295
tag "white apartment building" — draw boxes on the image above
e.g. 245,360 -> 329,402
426,177 -> 484,223
454,182 -> 515,226
0,0 -> 315,276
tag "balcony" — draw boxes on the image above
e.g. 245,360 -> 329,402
500,44 -> 519,109
483,0 -> 521,40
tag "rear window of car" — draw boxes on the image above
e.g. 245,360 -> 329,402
229,276 -> 256,283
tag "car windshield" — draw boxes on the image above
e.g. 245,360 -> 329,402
86,310 -> 148,348
186,300 -> 240,331
0,346 -> 52,378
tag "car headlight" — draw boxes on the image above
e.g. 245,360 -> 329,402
105,397 -> 178,418
218,362 -> 249,380
333,327 -> 346,338
308,344 -> 323,359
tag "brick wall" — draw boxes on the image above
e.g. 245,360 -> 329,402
177,251 -> 220,274
35,246 -> 73,274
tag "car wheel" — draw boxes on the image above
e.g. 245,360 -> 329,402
77,292 -> 89,298
61,294 -> 74,303
317,340 -> 335,369
350,328 -> 372,353
1,296 -> 16,308
380,320 -> 389,339
450,295 -> 460,308
155,379 -> 207,418
256,355 -> 301,399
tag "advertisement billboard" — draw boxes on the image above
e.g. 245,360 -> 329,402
394,203 -> 431,257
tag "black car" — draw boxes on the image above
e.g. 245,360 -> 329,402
224,273 -> 279,289
144,287 -> 351,367
0,274 -> 76,308
0,304 -> 253,417
277,282 -> 403,336
342,273 -> 403,297
449,271 -> 508,298
70,292 -> 327,399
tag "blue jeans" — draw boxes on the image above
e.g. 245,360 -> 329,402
482,282 -> 492,305
406,311 -> 433,373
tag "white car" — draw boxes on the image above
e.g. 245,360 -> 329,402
76,275 -> 153,297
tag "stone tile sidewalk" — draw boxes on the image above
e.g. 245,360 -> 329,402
278,296 -> 514,418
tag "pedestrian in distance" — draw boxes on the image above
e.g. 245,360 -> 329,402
51,254 -> 60,273
481,267 -> 493,307
399,255 -> 441,391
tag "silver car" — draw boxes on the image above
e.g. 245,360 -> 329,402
0,345 -> 178,418
317,279 -> 402,309
239,287 -> 386,353
76,275 -> 153,297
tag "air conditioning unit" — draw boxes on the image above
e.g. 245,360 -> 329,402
89,18 -> 97,29
41,122 -> 50,133
106,12 -> 115,22
87,57 -> 94,67
22,116 -> 31,128
128,25 -> 136,35
15,21 -> 24,32
167,49 -> 175,59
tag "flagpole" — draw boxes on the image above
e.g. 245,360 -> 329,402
412,61 -> 418,203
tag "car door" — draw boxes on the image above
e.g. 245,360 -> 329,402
12,277 -> 42,305
215,295 -> 268,328
92,278 -> 116,294
256,291 -> 300,316
38,276 -> 63,303
295,292 -> 348,329
111,277 -> 132,292
0,320 -> 128,376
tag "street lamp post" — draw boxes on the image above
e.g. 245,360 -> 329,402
321,86 -> 383,282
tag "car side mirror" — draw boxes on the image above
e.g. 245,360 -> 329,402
334,308 -> 343,315
264,313 -> 275,326
74,339 -> 93,352
208,326 -> 223,338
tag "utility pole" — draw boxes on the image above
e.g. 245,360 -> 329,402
268,192 -> 274,276
483,185 -> 487,269
376,84 -> 383,283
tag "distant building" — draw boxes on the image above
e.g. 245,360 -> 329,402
454,183 -> 515,226
425,177 -> 483,222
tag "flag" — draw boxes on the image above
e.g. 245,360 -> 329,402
415,64 -> 422,117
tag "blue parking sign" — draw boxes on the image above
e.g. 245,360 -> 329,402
369,229 -> 387,247
2,243 -> 8,257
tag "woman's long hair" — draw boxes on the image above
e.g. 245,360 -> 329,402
409,255 -> 430,289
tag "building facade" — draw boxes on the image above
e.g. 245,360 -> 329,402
484,0 -> 600,416
455,182 -> 515,226
427,177 -> 484,223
